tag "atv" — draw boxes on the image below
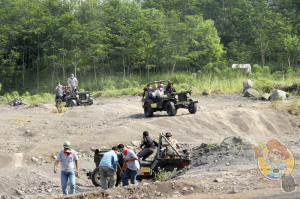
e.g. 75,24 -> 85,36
142,81 -> 198,117
55,86 -> 93,107
88,133 -> 191,187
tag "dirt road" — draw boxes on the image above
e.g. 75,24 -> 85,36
0,93 -> 299,198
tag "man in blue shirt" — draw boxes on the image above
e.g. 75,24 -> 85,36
99,146 -> 119,189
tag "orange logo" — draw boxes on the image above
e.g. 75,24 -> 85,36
253,139 -> 296,192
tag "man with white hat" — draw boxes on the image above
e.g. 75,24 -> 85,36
54,141 -> 79,195
67,74 -> 78,93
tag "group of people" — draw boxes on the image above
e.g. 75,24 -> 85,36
143,80 -> 177,100
53,131 -> 181,195
55,73 -> 78,99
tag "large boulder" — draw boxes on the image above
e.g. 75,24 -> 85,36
260,93 -> 271,101
220,136 -> 253,150
202,89 -> 211,95
243,80 -> 254,92
244,89 -> 259,98
272,90 -> 286,100
8,97 -> 28,106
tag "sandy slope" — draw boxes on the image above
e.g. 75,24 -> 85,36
0,93 -> 299,198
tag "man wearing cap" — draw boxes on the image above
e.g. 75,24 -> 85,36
142,83 -> 152,99
67,74 -> 78,93
54,141 -> 79,195
137,131 -> 157,161
165,81 -> 177,94
117,144 -> 140,186
162,132 -> 181,158
99,146 -> 119,190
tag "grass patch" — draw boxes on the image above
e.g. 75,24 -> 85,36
12,118 -> 31,123
288,97 -> 300,115
155,168 -> 177,181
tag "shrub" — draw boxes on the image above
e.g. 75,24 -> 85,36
30,94 -> 43,103
11,91 -> 19,98
3,93 -> 12,102
155,168 -> 177,181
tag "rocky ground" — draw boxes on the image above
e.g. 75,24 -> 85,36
0,93 -> 299,198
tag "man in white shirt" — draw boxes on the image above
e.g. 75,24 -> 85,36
67,74 -> 78,93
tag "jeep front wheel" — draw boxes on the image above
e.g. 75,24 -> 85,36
166,101 -> 177,116
188,104 -> 197,114
144,103 -> 154,117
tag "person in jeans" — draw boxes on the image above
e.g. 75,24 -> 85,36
137,131 -> 157,161
118,144 -> 140,186
54,141 -> 79,195
99,146 -> 119,189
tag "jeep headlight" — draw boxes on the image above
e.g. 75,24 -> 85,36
86,94 -> 89,97
186,93 -> 191,98
175,95 -> 178,100
76,95 -> 79,98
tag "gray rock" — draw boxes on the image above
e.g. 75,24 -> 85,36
31,157 -> 38,163
243,80 -> 254,92
225,162 -> 230,166
16,189 -> 24,195
213,178 -> 224,183
143,182 -> 149,186
202,89 -> 211,95
220,136 -> 253,150
183,187 -> 188,191
155,191 -> 161,196
131,140 -> 140,147
272,90 -> 286,100
228,188 -> 236,194
260,93 -> 271,101
8,98 -> 28,106
244,89 -> 259,97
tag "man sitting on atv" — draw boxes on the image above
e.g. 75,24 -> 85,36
165,81 -> 177,94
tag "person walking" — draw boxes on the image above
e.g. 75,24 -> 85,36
54,141 -> 79,195
99,146 -> 119,189
117,144 -> 140,186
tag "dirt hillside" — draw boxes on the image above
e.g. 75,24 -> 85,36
0,93 -> 299,198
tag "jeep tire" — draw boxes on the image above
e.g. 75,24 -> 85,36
144,103 -> 154,117
188,104 -> 197,114
67,99 -> 77,107
166,101 -> 177,116
91,167 -> 101,187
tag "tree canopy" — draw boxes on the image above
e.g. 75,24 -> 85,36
0,0 -> 299,93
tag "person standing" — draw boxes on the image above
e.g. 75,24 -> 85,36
137,131 -> 157,161
54,141 -> 79,195
67,74 -> 78,93
99,146 -> 119,190
117,144 -> 140,186
56,82 -> 64,99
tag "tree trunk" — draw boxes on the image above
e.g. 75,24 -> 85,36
62,54 -> 65,81
37,51 -> 40,92
123,56 -> 126,79
171,60 -> 177,76
94,56 -> 97,86
288,56 -> 291,68
22,40 -> 25,88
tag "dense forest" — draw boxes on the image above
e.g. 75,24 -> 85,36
0,0 -> 300,94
